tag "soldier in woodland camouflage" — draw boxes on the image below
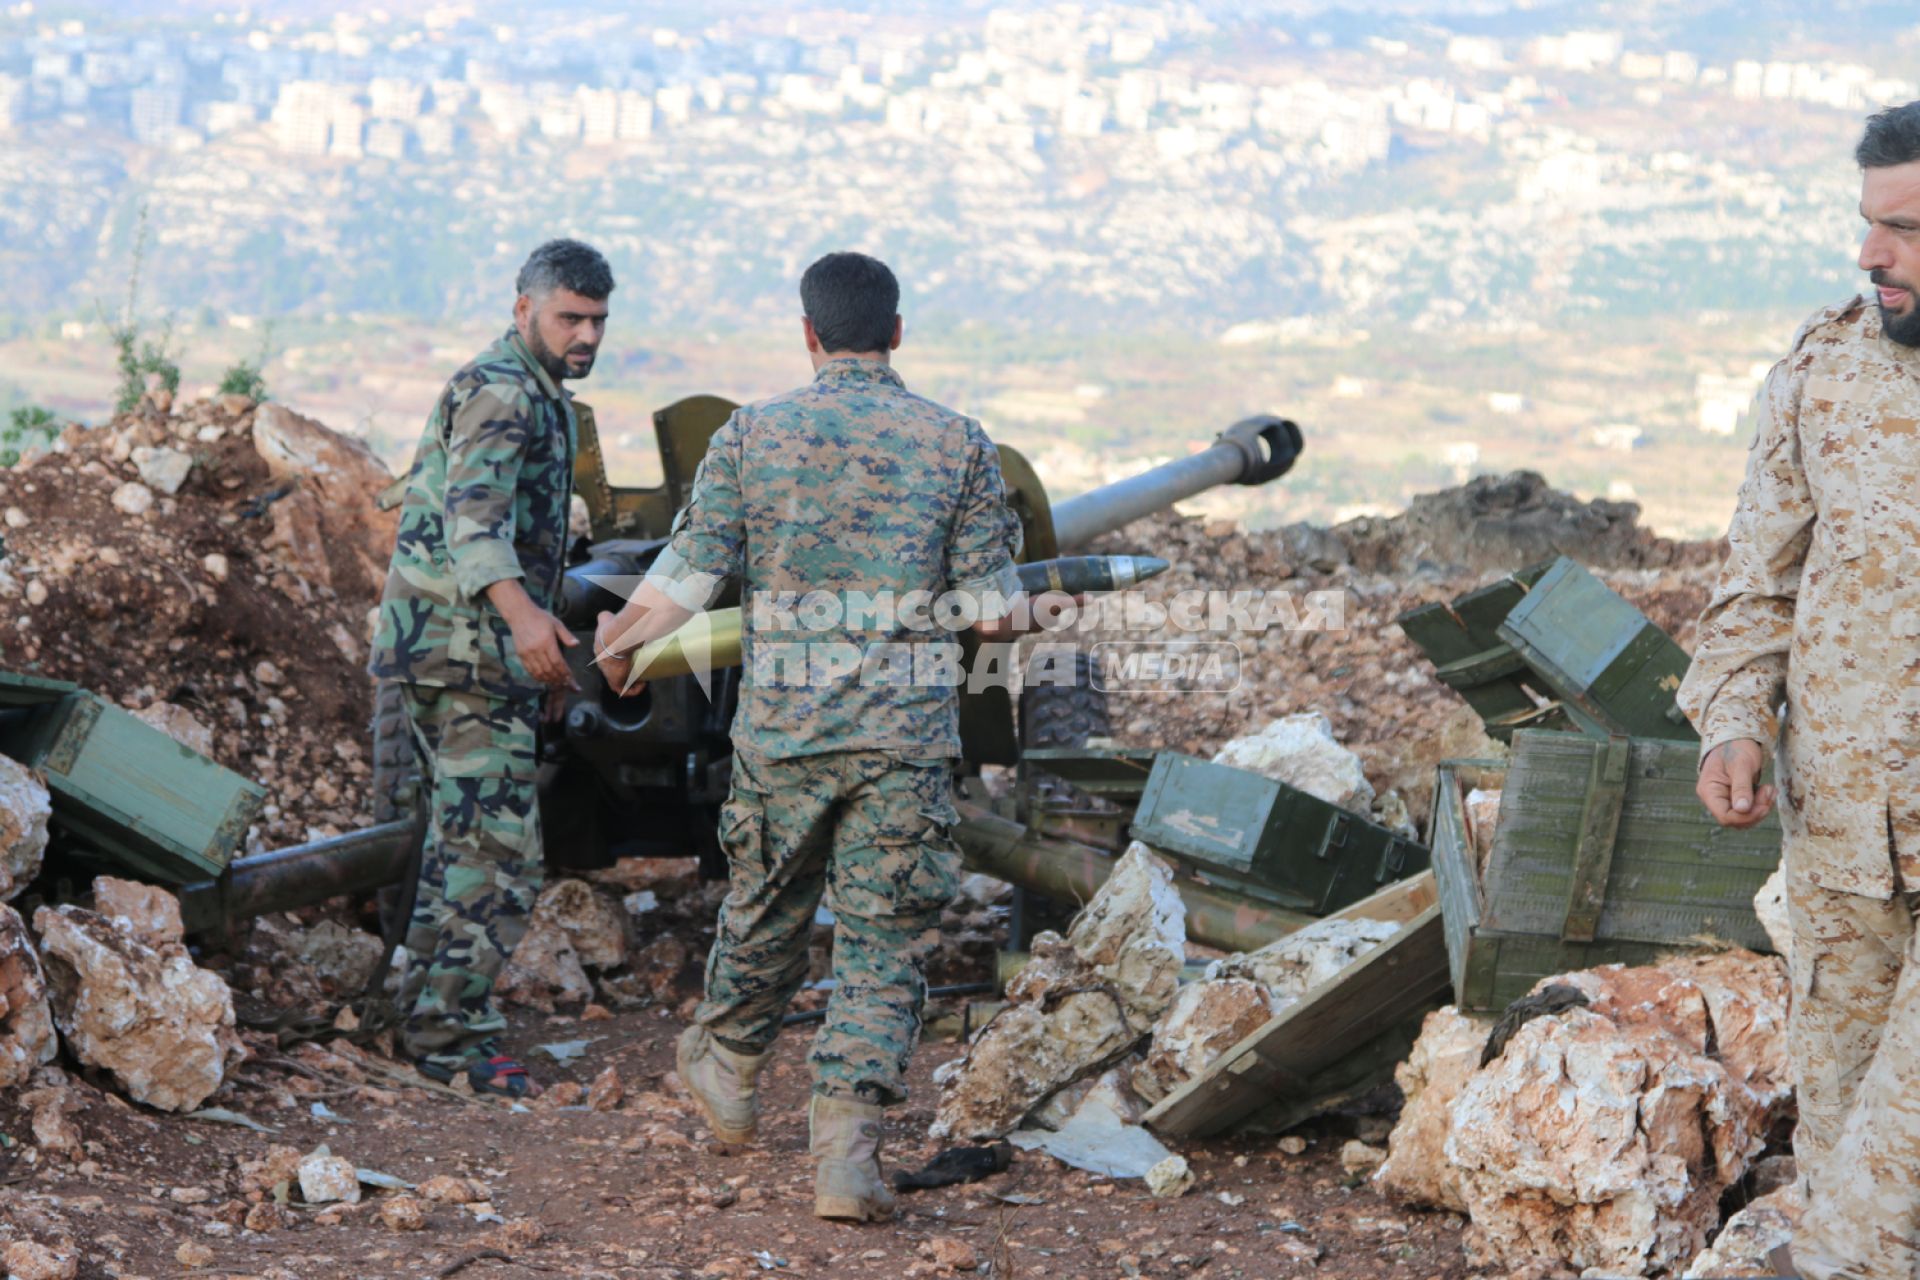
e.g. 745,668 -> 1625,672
1680,103 -> 1920,1280
369,239 -> 614,1096
594,252 -> 1024,1220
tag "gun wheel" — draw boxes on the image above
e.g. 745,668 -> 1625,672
1011,651 -> 1112,948
1017,650 -> 1111,751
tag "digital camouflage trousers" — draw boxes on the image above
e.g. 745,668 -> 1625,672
1786,866 -> 1920,1280
396,685 -> 544,1071
694,747 -> 961,1106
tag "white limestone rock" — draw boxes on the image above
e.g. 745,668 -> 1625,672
1207,916 -> 1402,998
1210,711 -> 1374,813
0,904 -> 58,1088
1753,864 -> 1790,968
0,754 -> 51,902
1682,1185 -> 1800,1279
496,918 -> 593,1011
1374,1005 -> 1495,1212
931,842 -> 1186,1140
1131,978 -> 1284,1105
297,1148 -> 361,1205
1446,952 -> 1788,1277
130,445 -> 192,495
529,878 -> 627,970
89,876 -> 184,950
33,904 -> 244,1112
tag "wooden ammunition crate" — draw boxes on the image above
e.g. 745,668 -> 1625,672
1399,556 -> 1696,743
0,672 -> 264,884
1497,557 -> 1696,742
1395,563 -> 1568,741
1142,870 -> 1450,1137
1130,752 -> 1429,916
1431,731 -> 1778,1012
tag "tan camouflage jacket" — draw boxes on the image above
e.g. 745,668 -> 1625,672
1679,293 -> 1920,897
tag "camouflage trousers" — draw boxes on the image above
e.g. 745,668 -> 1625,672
396,685 -> 544,1072
693,748 -> 960,1106
1786,865 -> 1920,1280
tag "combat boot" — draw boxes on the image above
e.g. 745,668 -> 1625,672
676,1025 -> 772,1144
810,1094 -> 896,1222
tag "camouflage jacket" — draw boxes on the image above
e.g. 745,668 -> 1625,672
1678,293 -> 1920,897
368,328 -> 576,700
647,358 -> 1022,759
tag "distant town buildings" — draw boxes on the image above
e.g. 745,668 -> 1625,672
1695,366 -> 1772,436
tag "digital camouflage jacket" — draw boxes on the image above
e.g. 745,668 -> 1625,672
368,328 -> 576,701
647,358 -> 1022,760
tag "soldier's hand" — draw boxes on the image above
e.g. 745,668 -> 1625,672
594,610 -> 647,698
1697,739 -> 1775,828
509,608 -> 580,689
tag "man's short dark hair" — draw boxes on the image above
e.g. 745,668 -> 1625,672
1857,101 -> 1920,168
516,238 -> 615,301
800,252 -> 899,354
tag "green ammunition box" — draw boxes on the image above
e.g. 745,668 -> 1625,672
1396,563 -> 1568,741
1129,752 -> 1429,915
0,672 -> 265,884
1018,745 -> 1160,805
1431,731 -> 1778,1012
1496,557 -> 1696,742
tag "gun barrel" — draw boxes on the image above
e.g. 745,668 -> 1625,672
177,820 -> 416,935
952,800 -> 1314,953
1049,415 -> 1302,551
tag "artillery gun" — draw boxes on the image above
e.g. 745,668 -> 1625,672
181,396 -> 1302,933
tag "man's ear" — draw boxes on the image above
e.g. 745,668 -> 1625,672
802,316 -> 822,353
889,314 -> 903,352
513,293 -> 532,333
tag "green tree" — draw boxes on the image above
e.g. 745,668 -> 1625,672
105,206 -> 181,416
216,320 -> 274,402
1,406 -> 60,467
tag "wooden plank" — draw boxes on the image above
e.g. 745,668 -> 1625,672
1396,569 -> 1570,741
1142,901 -> 1451,1137
1235,1015 -> 1434,1135
1482,732 -> 1776,951
1324,868 -> 1437,928
0,671 -> 81,707
1560,735 -> 1630,942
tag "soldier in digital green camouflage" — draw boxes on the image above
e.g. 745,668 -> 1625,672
593,252 -> 1025,1220
368,239 -> 615,1097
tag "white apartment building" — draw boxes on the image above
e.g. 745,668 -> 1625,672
369,77 -> 425,120
129,82 -> 184,145
365,118 -> 408,160
271,81 -> 341,155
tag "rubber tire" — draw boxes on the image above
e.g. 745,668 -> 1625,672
370,678 -> 421,824
1018,650 -> 1112,752
1011,651 -> 1111,948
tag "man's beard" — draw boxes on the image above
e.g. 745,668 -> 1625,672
527,326 -> 595,380
1872,269 -> 1920,347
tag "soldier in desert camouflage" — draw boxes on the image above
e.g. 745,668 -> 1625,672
369,239 -> 613,1097
1681,102 -> 1920,1280
594,252 -> 1026,1221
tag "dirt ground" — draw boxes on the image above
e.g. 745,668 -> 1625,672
0,990 -> 1479,1280
0,399 -> 1739,1279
